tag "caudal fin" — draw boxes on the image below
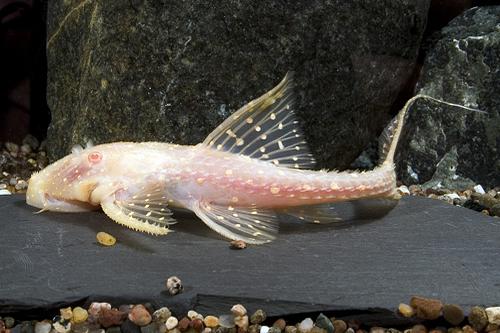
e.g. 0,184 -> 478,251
378,94 -> 486,166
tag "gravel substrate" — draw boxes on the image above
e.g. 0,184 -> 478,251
0,137 -> 498,217
1,298 -> 499,333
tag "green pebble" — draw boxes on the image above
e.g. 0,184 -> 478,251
106,326 -> 122,333
4,317 -> 15,329
315,314 -> 333,333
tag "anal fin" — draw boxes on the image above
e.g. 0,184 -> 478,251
280,204 -> 344,224
192,201 -> 279,244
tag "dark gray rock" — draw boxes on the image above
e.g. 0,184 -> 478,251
396,6 -> 500,189
46,1 -> 430,169
1,195 -> 500,321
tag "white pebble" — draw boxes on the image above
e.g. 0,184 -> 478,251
260,326 -> 270,333
298,318 -> 314,333
444,193 -> 461,200
397,185 -> 410,195
486,307 -> 500,324
0,189 -> 11,195
165,317 -> 178,330
53,322 -> 71,333
188,310 -> 203,320
35,321 -> 52,333
474,184 -> 486,194
15,180 -> 28,190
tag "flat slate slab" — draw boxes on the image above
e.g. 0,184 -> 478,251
1,194 -> 499,322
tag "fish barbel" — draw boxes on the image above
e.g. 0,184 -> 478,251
26,73 -> 480,244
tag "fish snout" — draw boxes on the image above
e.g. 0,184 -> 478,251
26,173 -> 47,209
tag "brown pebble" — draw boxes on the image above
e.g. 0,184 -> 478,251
347,320 -> 361,330
273,319 -> 286,331
128,304 -> 152,326
179,318 -> 191,332
191,319 -> 205,332
443,304 -> 465,326
410,296 -> 443,320
469,306 -> 489,332
369,328 -> 385,333
230,240 -> 247,249
0,320 -> 5,333
285,326 -> 297,333
448,328 -> 463,333
412,324 -> 428,333
99,308 -> 127,328
333,320 -> 347,333
311,328 -> 327,333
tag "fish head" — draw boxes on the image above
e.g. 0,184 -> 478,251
26,145 -> 117,212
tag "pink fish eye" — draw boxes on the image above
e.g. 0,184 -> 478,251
88,151 -> 102,164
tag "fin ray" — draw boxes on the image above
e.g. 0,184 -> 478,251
202,72 -> 316,169
101,185 -> 176,235
192,201 -> 279,244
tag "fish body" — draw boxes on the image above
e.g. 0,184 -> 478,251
27,73 -> 405,244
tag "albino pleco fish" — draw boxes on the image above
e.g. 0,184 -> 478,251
26,73 -> 482,244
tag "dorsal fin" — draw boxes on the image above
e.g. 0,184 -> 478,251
202,72 -> 316,169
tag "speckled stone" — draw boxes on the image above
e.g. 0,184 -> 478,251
153,308 -> 172,323
469,306 -> 489,332
396,6 -> 500,188
250,311 -> 266,326
46,0 -> 431,172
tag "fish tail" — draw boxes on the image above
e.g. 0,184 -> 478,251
378,94 -> 486,166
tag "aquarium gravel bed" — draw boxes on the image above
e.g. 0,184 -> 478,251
1,193 -> 499,319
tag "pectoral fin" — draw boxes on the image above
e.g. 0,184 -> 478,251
101,188 -> 176,235
192,201 -> 279,244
